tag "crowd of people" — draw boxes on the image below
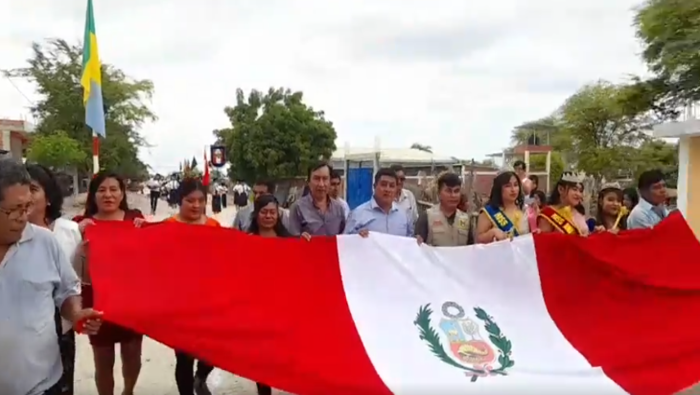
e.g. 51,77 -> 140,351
239,160 -> 668,245
146,177 -> 237,216
0,157 -> 671,395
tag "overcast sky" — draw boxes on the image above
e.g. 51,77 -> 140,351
1,0 -> 648,173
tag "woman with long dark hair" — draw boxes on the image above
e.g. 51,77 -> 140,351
72,171 -> 144,395
26,164 -> 82,395
247,194 -> 293,237
475,170 -> 529,243
246,194 -> 309,395
594,183 -> 627,233
538,172 -> 588,235
163,178 -> 219,395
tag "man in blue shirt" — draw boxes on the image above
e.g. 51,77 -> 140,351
345,167 -> 413,237
627,169 -> 670,230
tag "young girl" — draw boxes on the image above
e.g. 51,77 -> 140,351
595,183 -> 627,233
538,172 -> 589,235
526,189 -> 547,232
475,171 -> 529,243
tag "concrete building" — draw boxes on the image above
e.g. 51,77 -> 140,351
330,146 -> 462,177
0,119 -> 33,161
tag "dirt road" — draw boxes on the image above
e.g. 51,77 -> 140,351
68,193 -> 289,394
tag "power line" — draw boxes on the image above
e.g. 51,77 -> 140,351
1,71 -> 36,124
2,73 -> 34,106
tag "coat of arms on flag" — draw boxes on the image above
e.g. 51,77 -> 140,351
210,145 -> 226,168
414,302 -> 514,382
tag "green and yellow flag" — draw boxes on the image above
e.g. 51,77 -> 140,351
81,0 -> 106,137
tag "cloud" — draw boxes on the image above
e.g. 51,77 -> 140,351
343,18 -> 510,63
0,0 -> 649,173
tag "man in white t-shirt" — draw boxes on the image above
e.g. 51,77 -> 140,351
232,181 -> 248,208
146,178 -> 161,215
390,164 -> 418,223
216,184 -> 229,209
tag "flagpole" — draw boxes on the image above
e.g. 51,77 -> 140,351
92,131 -> 99,174
83,0 -> 104,175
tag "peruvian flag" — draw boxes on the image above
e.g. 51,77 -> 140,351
86,213 -> 700,395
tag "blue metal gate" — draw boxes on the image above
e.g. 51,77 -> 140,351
346,167 -> 373,210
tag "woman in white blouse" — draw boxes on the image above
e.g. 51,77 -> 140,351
26,164 -> 82,395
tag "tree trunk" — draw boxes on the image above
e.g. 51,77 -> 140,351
71,166 -> 79,197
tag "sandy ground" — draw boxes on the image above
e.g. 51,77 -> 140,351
66,193 -> 291,395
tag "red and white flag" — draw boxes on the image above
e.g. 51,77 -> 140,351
87,213 -> 700,395
202,149 -> 210,187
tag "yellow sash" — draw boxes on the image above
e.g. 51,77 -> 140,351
539,206 -> 580,235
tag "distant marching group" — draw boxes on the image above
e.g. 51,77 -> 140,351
0,157 -> 671,395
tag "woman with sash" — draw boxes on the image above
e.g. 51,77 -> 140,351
538,172 -> 589,235
475,170 -> 529,243
594,182 -> 628,233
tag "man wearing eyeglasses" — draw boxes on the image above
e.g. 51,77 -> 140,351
0,160 -> 102,395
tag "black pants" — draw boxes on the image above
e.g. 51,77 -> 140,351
221,194 -> 227,208
175,351 -> 214,395
43,379 -> 64,395
256,382 -> 271,395
149,191 -> 160,213
54,309 -> 75,395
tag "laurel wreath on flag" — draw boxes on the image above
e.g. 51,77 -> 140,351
414,304 -> 514,381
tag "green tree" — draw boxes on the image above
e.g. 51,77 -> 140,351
214,87 -> 337,182
6,39 -> 155,179
630,139 -> 679,187
510,116 -> 571,151
410,143 -> 433,153
26,130 -> 87,168
635,0 -> 700,105
558,81 -> 652,180
510,116 -> 575,167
